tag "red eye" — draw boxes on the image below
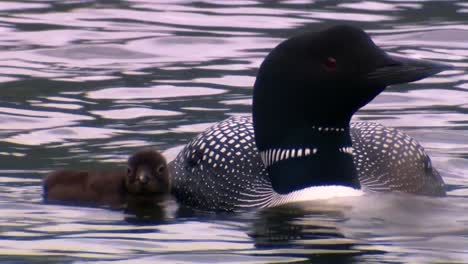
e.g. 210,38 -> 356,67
323,57 -> 337,71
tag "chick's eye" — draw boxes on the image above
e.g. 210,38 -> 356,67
323,57 -> 337,71
157,165 -> 166,174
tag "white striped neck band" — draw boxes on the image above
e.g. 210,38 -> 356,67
259,146 -> 354,168
311,126 -> 346,132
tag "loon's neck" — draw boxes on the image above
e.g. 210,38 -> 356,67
257,125 -> 360,194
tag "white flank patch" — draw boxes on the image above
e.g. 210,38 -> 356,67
269,185 -> 363,207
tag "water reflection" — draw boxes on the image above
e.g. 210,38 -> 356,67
250,203 -> 357,252
86,85 -> 227,100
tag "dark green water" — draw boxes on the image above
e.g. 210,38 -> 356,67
0,1 -> 467,263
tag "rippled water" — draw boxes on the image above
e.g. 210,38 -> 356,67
0,0 -> 467,263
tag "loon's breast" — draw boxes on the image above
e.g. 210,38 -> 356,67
169,116 -> 445,211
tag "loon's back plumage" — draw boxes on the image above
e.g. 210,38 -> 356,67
350,122 -> 444,195
170,116 -> 445,211
170,116 -> 272,211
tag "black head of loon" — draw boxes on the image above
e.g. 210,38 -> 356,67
253,25 -> 451,194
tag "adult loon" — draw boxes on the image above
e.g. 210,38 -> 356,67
169,25 -> 449,211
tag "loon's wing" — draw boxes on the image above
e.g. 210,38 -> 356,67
350,122 -> 446,196
170,116 -> 273,211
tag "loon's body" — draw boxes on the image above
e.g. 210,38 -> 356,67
170,116 -> 444,211
170,25 -> 448,211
